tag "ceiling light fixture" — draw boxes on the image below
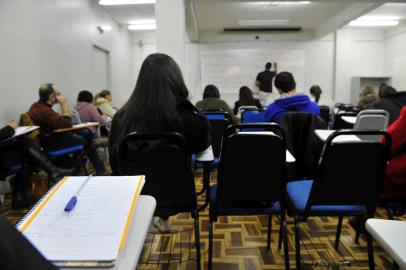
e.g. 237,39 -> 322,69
99,0 -> 155,6
128,20 -> 156,31
252,1 -> 310,5
349,20 -> 399,27
238,19 -> 290,26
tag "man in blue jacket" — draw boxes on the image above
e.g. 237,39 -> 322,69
264,72 -> 320,123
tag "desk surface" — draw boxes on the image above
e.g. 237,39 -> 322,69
54,122 -> 99,133
342,116 -> 357,124
314,129 -> 361,143
366,219 -> 406,270
62,195 -> 156,270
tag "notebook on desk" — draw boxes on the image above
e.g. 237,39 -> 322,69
16,176 -> 145,268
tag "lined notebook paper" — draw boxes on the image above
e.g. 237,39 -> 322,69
17,176 -> 145,262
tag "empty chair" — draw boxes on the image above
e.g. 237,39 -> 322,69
118,132 -> 201,270
208,123 -> 289,270
286,130 -> 391,270
354,109 -> 389,130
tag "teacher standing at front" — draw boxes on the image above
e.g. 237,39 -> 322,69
255,62 -> 277,106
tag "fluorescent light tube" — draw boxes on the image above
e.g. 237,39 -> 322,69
128,23 -> 156,30
349,20 -> 399,27
239,19 -> 290,26
99,0 -> 155,5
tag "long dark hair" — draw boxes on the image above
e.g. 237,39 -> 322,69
238,86 -> 256,105
111,53 -> 188,154
309,85 -> 322,103
203,84 -> 220,99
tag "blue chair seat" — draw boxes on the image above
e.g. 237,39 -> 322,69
210,184 -> 281,216
46,145 -> 84,157
287,180 -> 366,216
206,114 -> 226,120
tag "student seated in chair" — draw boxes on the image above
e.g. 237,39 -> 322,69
28,83 -> 106,175
195,84 -> 239,123
264,71 -> 320,124
0,122 -> 74,208
109,53 -> 211,231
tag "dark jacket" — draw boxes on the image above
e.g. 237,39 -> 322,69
233,99 -> 262,115
373,91 -> 406,125
0,214 -> 58,270
265,94 -> 320,124
195,98 -> 239,124
279,112 -> 326,180
0,126 -> 15,142
109,97 -> 211,174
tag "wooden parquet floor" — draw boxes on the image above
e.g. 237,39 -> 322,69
1,169 -> 405,270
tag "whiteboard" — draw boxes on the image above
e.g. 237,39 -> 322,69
201,49 -> 305,94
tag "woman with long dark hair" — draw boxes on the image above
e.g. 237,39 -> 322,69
109,52 -> 210,172
233,86 -> 262,115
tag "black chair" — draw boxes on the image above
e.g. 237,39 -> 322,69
202,111 -> 232,160
333,112 -> 357,130
319,105 -> 330,124
208,123 -> 289,270
286,130 -> 391,270
117,132 -> 201,270
279,112 -> 326,181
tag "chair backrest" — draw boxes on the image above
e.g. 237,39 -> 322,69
354,109 -> 389,130
118,132 -> 196,216
70,110 -> 82,125
279,112 -> 326,180
214,123 -> 286,207
241,110 -> 266,123
19,112 -> 41,150
237,105 -> 259,115
202,112 -> 232,158
305,130 -> 391,216
319,105 -> 330,124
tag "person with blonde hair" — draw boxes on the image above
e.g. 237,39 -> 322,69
95,90 -> 116,118
358,86 -> 378,109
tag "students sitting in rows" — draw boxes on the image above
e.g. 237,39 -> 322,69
195,84 -> 239,123
109,53 -> 211,230
28,83 -> 106,175
233,86 -> 262,115
0,122 -> 74,208
264,72 -> 320,123
374,85 -> 406,125
95,90 -> 116,118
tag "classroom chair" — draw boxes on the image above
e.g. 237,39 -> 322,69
319,105 -> 330,124
118,132 -> 202,270
208,123 -> 289,270
286,130 -> 391,270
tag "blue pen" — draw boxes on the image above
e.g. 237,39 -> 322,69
64,174 -> 93,212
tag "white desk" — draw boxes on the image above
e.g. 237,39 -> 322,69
366,219 -> 406,270
314,129 -> 361,143
65,195 -> 156,270
342,116 -> 357,125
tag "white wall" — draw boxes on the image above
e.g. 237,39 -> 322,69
0,0 -> 134,126
334,29 -> 386,103
384,23 -> 406,91
132,28 -> 388,107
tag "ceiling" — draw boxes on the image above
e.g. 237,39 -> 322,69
96,1 -> 406,39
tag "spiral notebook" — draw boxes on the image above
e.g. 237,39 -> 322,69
16,176 -> 145,267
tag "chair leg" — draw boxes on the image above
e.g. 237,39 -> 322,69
366,230 -> 375,270
208,221 -> 214,270
282,219 -> 290,270
334,216 -> 343,249
267,215 -> 272,250
80,154 -> 89,175
278,214 -> 283,250
193,210 -> 202,270
294,216 -> 301,270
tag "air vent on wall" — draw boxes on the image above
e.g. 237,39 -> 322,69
223,27 -> 302,32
